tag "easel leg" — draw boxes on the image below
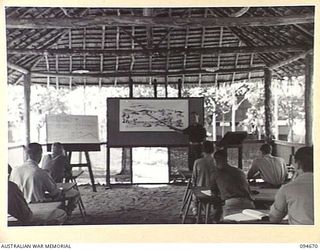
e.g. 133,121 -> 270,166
84,151 -> 97,192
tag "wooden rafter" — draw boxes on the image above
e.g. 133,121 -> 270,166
268,49 -> 312,70
7,45 -> 307,57
6,14 -> 314,29
31,66 -> 264,78
7,62 -> 29,74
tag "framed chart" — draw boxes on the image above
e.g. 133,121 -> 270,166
119,99 -> 188,132
107,97 -> 204,147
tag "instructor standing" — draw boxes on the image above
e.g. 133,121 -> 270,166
168,112 -> 207,171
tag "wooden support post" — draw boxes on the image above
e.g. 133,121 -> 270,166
153,79 -> 158,98
129,78 -> 133,98
23,73 -> 31,145
238,146 -> 243,169
305,52 -> 313,146
165,76 -> 168,98
167,146 -> 171,181
129,147 -> 133,184
106,146 -> 111,189
264,68 -> 273,141
178,79 -> 182,98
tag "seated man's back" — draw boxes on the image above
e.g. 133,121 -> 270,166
42,142 -> 72,183
192,141 -> 216,187
42,154 -> 68,183
192,156 -> 216,187
269,146 -> 314,225
252,155 -> 287,186
248,144 -> 287,186
8,181 -> 33,223
11,159 -> 60,203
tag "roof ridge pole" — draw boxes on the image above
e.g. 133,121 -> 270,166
305,51 -> 313,146
264,67 -> 273,143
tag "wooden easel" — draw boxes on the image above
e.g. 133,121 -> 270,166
67,150 -> 96,192
48,143 -> 100,192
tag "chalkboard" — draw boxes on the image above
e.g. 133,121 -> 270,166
46,114 -> 100,145
107,98 -> 204,147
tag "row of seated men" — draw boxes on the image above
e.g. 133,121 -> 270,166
8,142 -> 80,226
191,142 -> 314,224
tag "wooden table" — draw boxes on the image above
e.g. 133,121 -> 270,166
8,201 -> 64,226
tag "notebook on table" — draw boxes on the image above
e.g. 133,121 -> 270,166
224,209 -> 269,222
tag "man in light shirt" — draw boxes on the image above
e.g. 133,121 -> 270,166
247,143 -> 287,187
10,143 -> 79,216
269,146 -> 314,225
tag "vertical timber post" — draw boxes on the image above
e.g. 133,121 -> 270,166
305,52 -> 313,146
23,73 -> 31,146
129,77 -> 133,98
264,68 -> 273,142
178,79 -> 182,98
153,79 -> 157,98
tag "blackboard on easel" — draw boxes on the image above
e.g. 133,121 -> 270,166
46,114 -> 100,191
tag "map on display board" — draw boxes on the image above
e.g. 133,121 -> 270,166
46,114 -> 100,144
119,99 -> 188,132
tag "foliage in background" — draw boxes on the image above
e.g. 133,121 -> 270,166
7,78 -> 305,144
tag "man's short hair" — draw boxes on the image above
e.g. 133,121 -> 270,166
294,146 -> 313,172
202,141 -> 214,154
52,142 -> 63,155
8,164 -> 12,176
25,143 -> 42,158
260,143 -> 272,154
214,150 -> 227,160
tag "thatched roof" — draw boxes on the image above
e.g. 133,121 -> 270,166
6,6 -> 314,87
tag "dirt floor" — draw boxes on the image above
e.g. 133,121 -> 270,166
65,184 -> 189,225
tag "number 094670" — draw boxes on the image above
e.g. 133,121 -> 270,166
300,244 -> 318,248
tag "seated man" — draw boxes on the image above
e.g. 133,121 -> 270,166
10,143 -> 79,216
269,146 -> 314,225
247,143 -> 287,187
192,140 -> 217,187
211,150 -> 254,220
42,142 -> 72,183
8,165 -> 66,225
191,141 -> 218,217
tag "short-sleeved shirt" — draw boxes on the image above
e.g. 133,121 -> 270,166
10,159 -> 59,203
211,165 -> 252,201
269,172 -> 314,225
192,155 -> 217,187
8,181 -> 33,223
248,154 -> 287,186
183,124 -> 207,143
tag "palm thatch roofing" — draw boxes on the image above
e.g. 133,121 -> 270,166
6,6 -> 314,87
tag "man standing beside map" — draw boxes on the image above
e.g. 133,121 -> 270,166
167,112 -> 207,171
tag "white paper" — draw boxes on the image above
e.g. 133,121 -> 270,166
200,190 -> 212,196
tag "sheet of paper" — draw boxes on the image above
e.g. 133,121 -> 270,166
242,209 -> 268,219
224,213 -> 259,221
200,190 -> 212,196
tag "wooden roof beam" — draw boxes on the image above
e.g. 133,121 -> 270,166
268,49 -> 313,70
6,14 -> 314,29
7,62 -> 29,74
31,66 -> 265,78
8,45 -> 307,56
